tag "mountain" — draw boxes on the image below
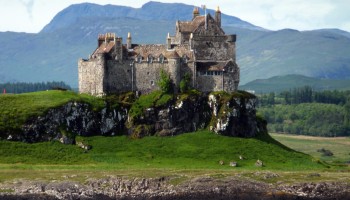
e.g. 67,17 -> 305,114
239,74 -> 350,93
41,2 -> 261,33
0,1 -> 350,88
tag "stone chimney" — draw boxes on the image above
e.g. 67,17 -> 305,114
127,32 -> 132,49
215,6 -> 221,28
192,7 -> 199,20
167,33 -> 171,49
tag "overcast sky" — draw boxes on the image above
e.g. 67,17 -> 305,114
1,0 -> 349,33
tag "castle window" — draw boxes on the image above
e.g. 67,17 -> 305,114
182,55 -> 188,63
148,54 -> 153,63
151,80 -> 154,86
159,54 -> 164,63
136,55 -> 142,63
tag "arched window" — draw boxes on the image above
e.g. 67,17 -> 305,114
159,54 -> 164,63
148,54 -> 153,63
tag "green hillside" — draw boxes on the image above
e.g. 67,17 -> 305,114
0,130 -> 325,170
239,74 -> 350,93
0,90 -> 104,132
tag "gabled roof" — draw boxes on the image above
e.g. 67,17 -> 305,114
131,44 -> 193,60
177,16 -> 205,33
93,41 -> 115,55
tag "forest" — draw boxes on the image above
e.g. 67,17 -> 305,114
0,81 -> 71,94
257,86 -> 350,137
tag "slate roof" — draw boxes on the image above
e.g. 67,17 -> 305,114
196,61 -> 232,71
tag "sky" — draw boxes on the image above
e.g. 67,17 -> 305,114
0,0 -> 349,33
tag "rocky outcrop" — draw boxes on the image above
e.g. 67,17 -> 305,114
1,176 -> 349,200
127,91 -> 264,138
7,102 -> 128,143
3,91 -> 266,143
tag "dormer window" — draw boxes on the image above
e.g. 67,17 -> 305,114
159,54 -> 164,63
148,54 -> 153,63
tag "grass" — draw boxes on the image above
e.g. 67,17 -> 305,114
271,133 -> 350,164
128,90 -> 173,119
0,130 -> 326,171
0,90 -> 104,133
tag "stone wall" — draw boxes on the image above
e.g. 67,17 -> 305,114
78,54 -> 105,96
192,36 -> 233,61
105,61 -> 132,94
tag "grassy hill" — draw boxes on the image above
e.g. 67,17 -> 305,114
0,90 -> 104,132
239,74 -> 350,93
0,90 -> 328,171
0,130 -> 326,171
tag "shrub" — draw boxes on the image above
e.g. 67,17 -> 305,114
157,70 -> 172,94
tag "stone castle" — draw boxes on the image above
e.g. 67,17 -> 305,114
78,6 -> 239,96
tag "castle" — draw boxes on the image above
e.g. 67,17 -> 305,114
78,6 -> 239,96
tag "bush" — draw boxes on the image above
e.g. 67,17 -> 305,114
157,70 -> 172,94
180,73 -> 191,93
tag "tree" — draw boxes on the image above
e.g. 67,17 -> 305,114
157,69 -> 172,94
179,73 -> 191,93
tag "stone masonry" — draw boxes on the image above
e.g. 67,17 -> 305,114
78,6 -> 240,96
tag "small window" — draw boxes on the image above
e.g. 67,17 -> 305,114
182,55 -> 188,63
148,54 -> 153,63
147,72 -> 150,75
151,80 -> 154,86
136,55 -> 142,63
159,54 -> 164,63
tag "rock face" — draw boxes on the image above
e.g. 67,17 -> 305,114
4,92 -> 265,143
8,102 -> 128,143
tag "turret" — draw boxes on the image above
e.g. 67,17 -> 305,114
215,6 -> 221,28
127,32 -> 132,49
192,7 -> 199,19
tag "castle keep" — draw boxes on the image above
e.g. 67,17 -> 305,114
78,7 -> 239,96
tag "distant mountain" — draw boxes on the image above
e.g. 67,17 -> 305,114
41,2 -> 261,33
239,74 -> 350,93
0,1 -> 350,88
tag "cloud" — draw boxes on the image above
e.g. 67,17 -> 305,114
19,0 -> 35,21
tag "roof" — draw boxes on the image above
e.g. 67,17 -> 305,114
177,16 -> 205,33
196,61 -> 233,71
131,44 -> 193,60
93,41 -> 115,55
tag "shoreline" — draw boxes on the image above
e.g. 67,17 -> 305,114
1,175 -> 349,200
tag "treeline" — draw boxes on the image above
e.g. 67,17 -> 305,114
259,86 -> 350,106
258,103 -> 350,137
0,81 -> 71,94
257,86 -> 350,137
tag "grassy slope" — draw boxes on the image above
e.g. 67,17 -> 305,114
0,90 -> 104,132
271,133 -> 350,164
0,131 -> 325,171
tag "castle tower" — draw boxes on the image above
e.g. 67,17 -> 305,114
127,32 -> 132,49
192,7 -> 199,19
215,6 -> 221,28
167,50 -> 181,91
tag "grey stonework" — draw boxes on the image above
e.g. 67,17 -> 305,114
78,7 -> 239,96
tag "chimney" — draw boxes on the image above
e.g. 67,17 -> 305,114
215,6 -> 221,28
127,32 -> 132,49
167,33 -> 171,49
192,7 -> 199,20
